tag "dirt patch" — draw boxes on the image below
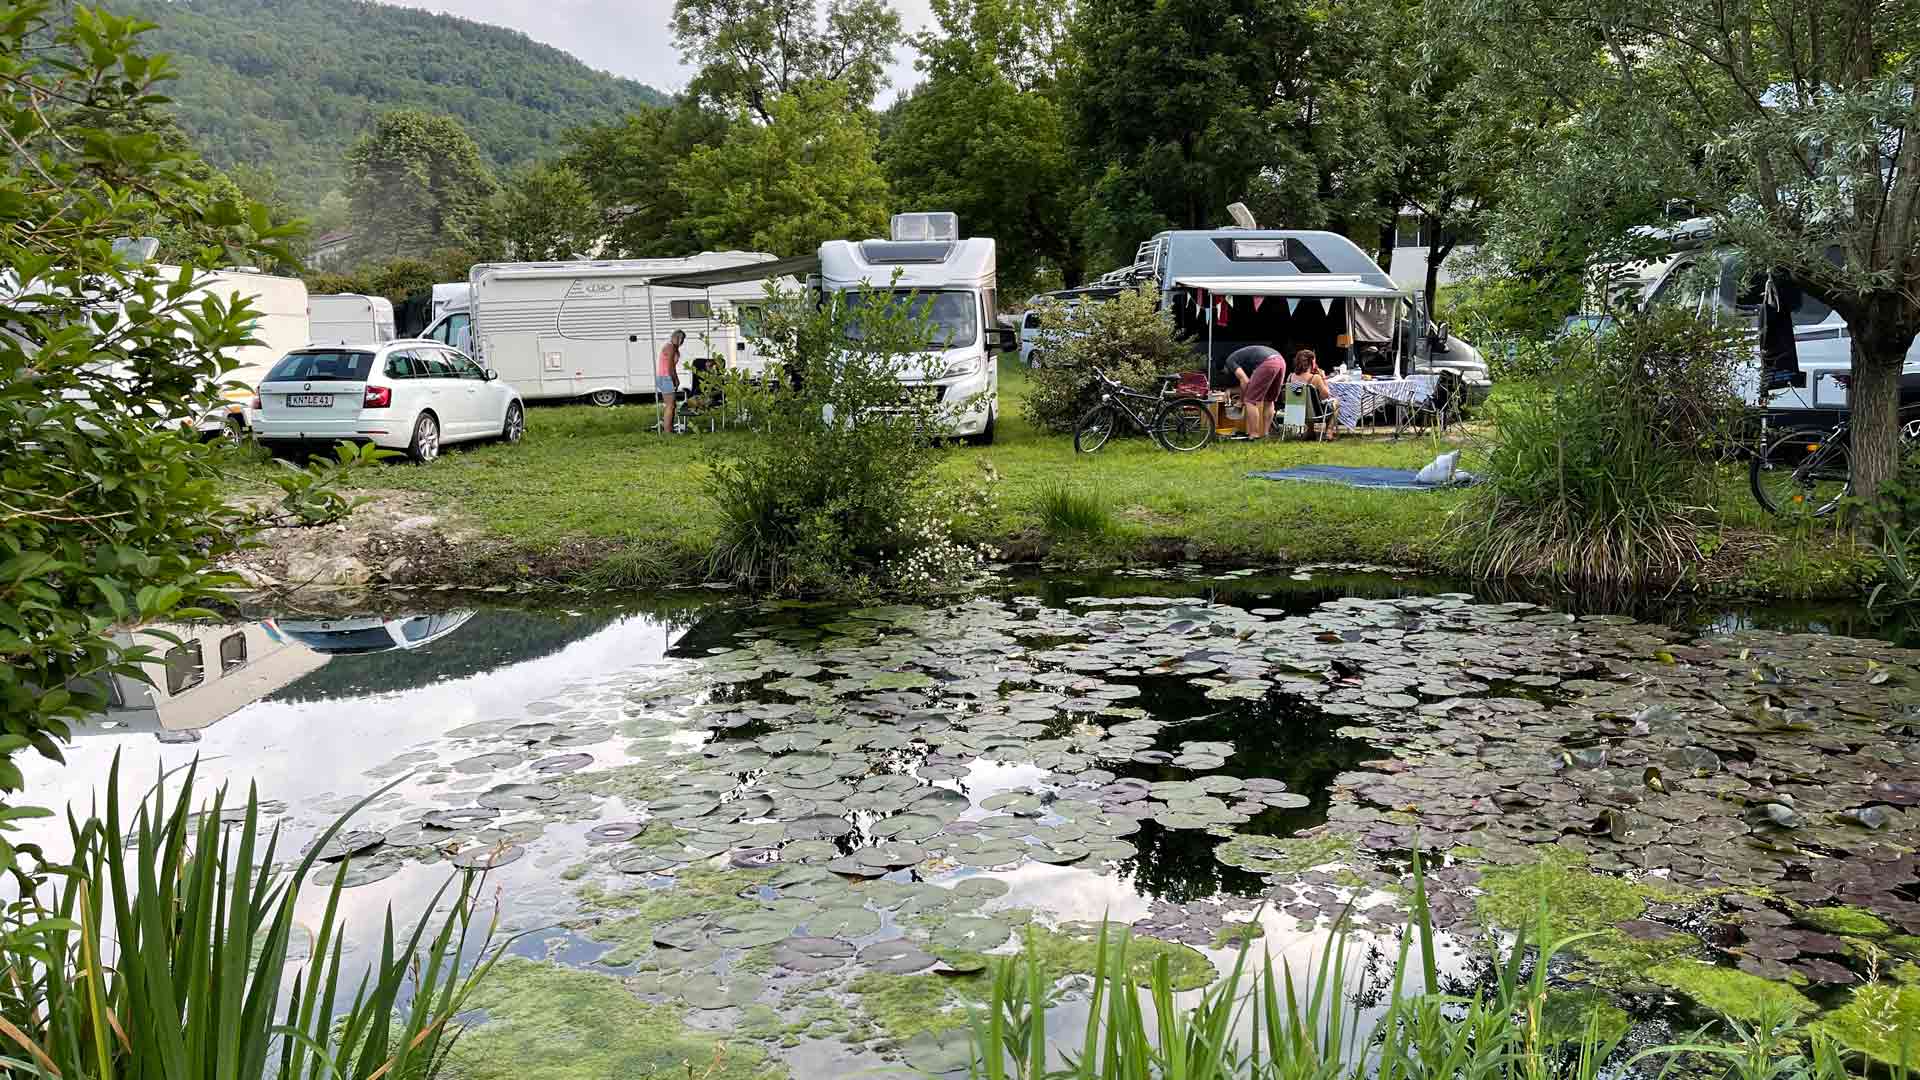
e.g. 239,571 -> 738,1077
227,494 -> 516,591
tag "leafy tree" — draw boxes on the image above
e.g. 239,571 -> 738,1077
672,0 -> 903,118
346,110 -> 499,262
883,0 -> 1084,293
563,102 -> 730,258
110,0 -> 669,205
1450,0 -> 1920,500
1023,286 -> 1191,433
0,1 -> 366,868
487,162 -> 601,261
674,83 -> 892,254
1065,0 -> 1366,267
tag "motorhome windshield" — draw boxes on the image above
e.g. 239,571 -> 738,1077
265,350 -> 374,382
842,290 -> 979,348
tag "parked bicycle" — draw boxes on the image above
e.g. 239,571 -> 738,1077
1750,408 -> 1920,517
1073,368 -> 1215,453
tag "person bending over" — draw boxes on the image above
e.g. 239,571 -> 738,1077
1225,344 -> 1290,438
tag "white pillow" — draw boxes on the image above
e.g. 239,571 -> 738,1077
1416,450 -> 1461,485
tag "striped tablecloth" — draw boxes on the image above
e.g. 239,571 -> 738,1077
1326,374 -> 1439,429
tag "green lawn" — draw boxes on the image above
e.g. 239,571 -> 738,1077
273,360 -> 1875,597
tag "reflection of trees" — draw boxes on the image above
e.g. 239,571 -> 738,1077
1116,820 -> 1265,903
270,607 -> 628,702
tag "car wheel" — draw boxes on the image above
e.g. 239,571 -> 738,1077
502,401 -> 525,444
587,389 -> 621,407
408,412 -> 441,464
220,414 -> 247,447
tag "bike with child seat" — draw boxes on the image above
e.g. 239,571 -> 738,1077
1073,368 -> 1216,453
1750,405 -> 1920,517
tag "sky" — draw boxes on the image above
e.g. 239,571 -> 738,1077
388,0 -> 931,98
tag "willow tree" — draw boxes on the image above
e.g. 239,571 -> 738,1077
1453,0 -> 1919,500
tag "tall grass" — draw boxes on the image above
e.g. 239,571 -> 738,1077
966,852 -> 1908,1080
1036,484 -> 1113,542
0,756 -> 514,1080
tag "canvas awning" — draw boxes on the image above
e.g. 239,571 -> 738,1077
648,254 -> 821,290
1172,274 -> 1405,299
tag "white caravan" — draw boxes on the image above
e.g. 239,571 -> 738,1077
450,252 -> 777,405
816,213 -> 1009,443
308,293 -> 395,348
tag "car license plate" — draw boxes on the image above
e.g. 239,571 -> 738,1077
287,394 -> 333,407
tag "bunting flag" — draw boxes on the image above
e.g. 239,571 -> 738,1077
1285,297 -> 1300,315
1216,298 -> 1230,326
1318,297 -> 1334,315
1252,296 -> 1264,312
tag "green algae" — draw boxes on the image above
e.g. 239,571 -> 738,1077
848,971 -> 973,1042
1213,832 -> 1355,877
1810,983 -> 1920,1067
1649,960 -> 1816,1023
576,865 -> 774,964
1476,849 -> 1698,979
1797,905 -> 1892,938
1887,935 -> 1920,959
1538,989 -> 1631,1046
551,763 -> 672,803
560,862 -> 590,881
441,958 -> 785,1080
1212,921 -> 1266,950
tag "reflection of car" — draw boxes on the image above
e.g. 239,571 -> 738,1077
275,612 -> 476,655
252,341 -> 525,464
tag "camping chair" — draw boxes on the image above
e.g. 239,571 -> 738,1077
1282,383 -> 1337,440
1393,370 -> 1464,439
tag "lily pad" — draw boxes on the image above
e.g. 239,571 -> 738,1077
858,938 -> 938,973
450,843 -> 523,870
772,936 -> 855,972
424,807 -> 499,830
931,916 -> 1011,952
586,822 -> 647,844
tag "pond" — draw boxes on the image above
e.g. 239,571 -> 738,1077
25,566 -> 1920,1077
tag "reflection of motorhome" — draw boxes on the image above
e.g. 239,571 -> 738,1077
817,213 -> 1006,442
308,293 -> 396,348
454,253 -> 776,406
79,620 -> 328,740
275,611 -> 476,655
1637,217 -> 1920,419
1130,227 -> 1491,402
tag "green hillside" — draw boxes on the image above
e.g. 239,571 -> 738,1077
113,0 -> 670,204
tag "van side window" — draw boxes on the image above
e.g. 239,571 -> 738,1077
449,313 -> 471,351
670,299 -> 711,319
219,632 -> 247,673
164,641 -> 204,695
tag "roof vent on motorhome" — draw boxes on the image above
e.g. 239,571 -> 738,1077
891,212 -> 959,243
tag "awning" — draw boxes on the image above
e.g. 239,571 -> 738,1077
648,254 -> 821,290
1172,274 -> 1406,299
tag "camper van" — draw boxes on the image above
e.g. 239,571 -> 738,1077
1128,226 -> 1491,402
1635,217 -> 1919,420
452,252 -> 777,405
308,293 -> 395,348
817,213 -> 1010,443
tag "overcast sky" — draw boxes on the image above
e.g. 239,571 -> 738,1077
387,0 -> 930,98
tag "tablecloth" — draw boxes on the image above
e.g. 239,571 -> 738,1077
1326,374 -> 1440,429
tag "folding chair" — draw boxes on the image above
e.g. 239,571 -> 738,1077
1282,384 -> 1337,440
1393,370 -> 1463,439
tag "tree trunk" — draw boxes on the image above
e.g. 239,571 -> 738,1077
1845,298 -> 1918,517
1424,233 -> 1455,316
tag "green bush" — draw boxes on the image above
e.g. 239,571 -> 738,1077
1035,483 -> 1112,541
1455,308 -> 1751,588
703,283 -> 990,595
1023,286 -> 1193,434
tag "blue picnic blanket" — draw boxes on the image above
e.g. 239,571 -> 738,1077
1248,466 -> 1465,490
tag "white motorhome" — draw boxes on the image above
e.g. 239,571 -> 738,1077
1636,217 -> 1917,419
308,293 -> 395,348
814,213 -> 1008,442
444,252 -> 777,405
75,620 -> 327,740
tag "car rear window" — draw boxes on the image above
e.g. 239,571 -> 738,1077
266,350 -> 375,382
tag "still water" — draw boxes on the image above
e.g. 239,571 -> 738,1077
24,567 -> 1920,1076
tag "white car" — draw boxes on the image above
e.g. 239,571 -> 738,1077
252,340 -> 525,462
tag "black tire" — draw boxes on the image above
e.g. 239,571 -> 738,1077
219,414 -> 247,447
1074,404 -> 1117,454
502,401 -> 525,444
587,389 -> 621,407
963,410 -> 996,446
1153,397 -> 1215,452
408,411 -> 441,464
1751,427 -> 1848,517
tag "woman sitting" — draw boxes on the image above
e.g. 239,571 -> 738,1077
1289,349 -> 1340,441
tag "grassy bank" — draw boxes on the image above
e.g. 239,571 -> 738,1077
265,360 -> 1876,598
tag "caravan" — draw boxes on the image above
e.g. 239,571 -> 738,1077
444,252 -> 777,405
309,293 -> 396,348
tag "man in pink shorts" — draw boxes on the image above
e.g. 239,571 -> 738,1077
1227,344 -> 1290,438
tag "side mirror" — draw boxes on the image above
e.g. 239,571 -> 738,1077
987,326 -> 1018,353
485,368 -> 499,381
1436,322 -> 1452,343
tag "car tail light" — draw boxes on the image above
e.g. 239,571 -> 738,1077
364,385 -> 391,408
250,395 -> 262,410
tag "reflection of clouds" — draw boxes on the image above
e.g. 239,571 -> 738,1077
987,862 -> 1152,925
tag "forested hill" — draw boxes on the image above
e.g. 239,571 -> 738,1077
112,0 -> 670,204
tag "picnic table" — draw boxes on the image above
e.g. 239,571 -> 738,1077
1326,373 -> 1440,431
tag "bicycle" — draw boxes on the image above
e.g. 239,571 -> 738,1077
1750,407 -> 1920,517
1072,368 -> 1216,453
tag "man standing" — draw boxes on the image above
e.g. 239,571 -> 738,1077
657,329 -> 686,434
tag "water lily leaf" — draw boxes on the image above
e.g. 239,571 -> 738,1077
858,938 -> 938,973
310,857 -> 402,888
450,843 -> 523,870
826,855 -> 889,878
729,847 -> 782,869
807,905 -> 880,937
931,916 -> 1011,952
479,783 -> 560,811
871,813 -> 944,842
530,753 -> 594,775
786,814 -> 855,841
903,1029 -> 976,1074
586,822 -> 647,844
677,975 -> 764,1009
451,752 -> 522,774
950,877 -> 1009,901
384,822 -> 457,848
308,830 -> 384,862
867,672 -> 935,691
856,842 -> 928,869
652,917 -> 711,951
612,851 -> 683,874
772,936 -> 854,972
711,910 -> 799,948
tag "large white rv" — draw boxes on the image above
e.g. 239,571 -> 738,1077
308,293 -> 395,349
450,252 -> 777,405
816,213 -> 1008,442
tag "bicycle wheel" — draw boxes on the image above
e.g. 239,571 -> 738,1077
1751,428 -> 1850,517
1153,397 -> 1215,452
1074,404 -> 1118,454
